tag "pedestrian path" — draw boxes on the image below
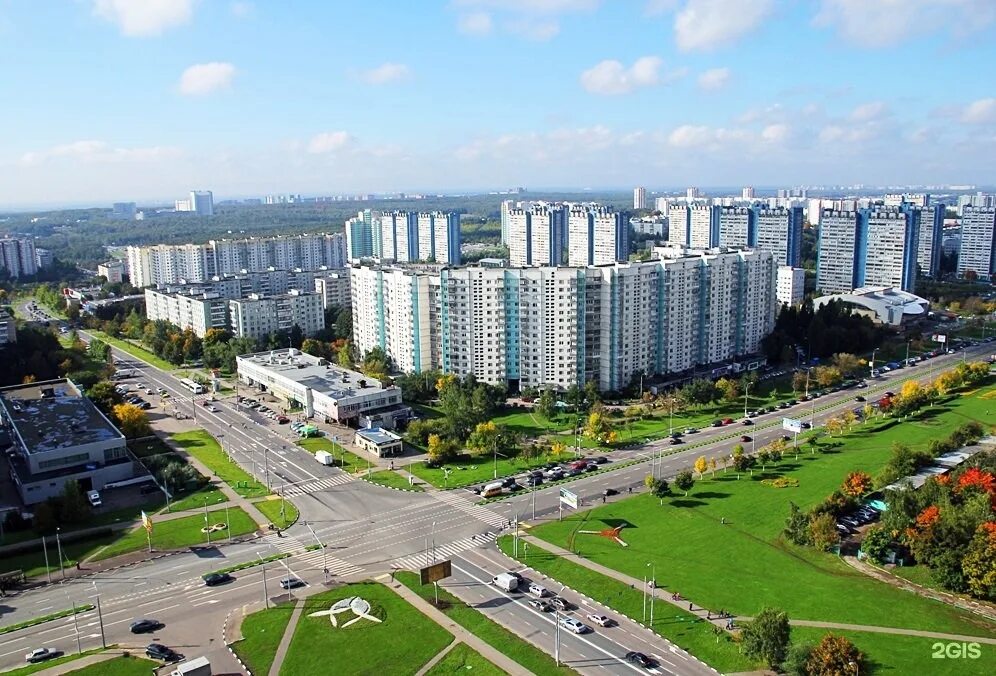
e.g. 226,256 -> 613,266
393,531 -> 498,570
431,490 -> 509,529
280,472 -> 354,496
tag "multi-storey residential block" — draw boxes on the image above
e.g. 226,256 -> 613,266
754,206 -> 803,266
958,206 -> 996,280
916,204 -> 945,278
228,290 -> 325,341
567,205 -> 628,266
667,204 -> 689,246
717,206 -> 753,249
816,209 -> 864,294
885,193 -> 929,207
0,315 -> 16,345
776,266 -> 806,307
742,186 -> 755,200
862,206 -> 919,292
97,260 -> 124,284
507,204 -> 566,267
144,289 -> 230,337
0,238 -> 38,278
633,187 -> 647,209
314,272 -> 351,310
688,204 -> 718,249
415,212 -> 461,264
345,216 -> 374,261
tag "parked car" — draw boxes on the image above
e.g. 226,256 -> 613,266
280,577 -> 305,589
586,613 -> 614,627
203,572 -> 234,586
130,619 -> 163,634
603,488 -> 618,497
25,648 -> 60,664
550,596 -> 573,611
277,416 -> 290,424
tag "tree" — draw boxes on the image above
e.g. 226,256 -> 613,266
549,441 -> 568,459
535,388 -> 558,421
962,522 -> 996,600
842,470 -> 872,497
681,378 -> 717,407
427,434 -> 456,464
361,346 -> 392,381
708,457 -> 717,476
805,633 -> 864,676
86,380 -> 123,414
812,365 -> 843,388
739,607 -> 791,668
650,477 -> 670,501
112,403 -> 151,438
824,416 -> 844,437
831,352 -> 864,376
58,480 -> 91,525
203,328 -> 231,346
300,338 -> 329,359
862,403 -> 874,422
809,513 -> 840,552
792,370 -> 809,393
783,502 -> 810,545
715,377 -> 740,403
32,500 -> 58,534
336,340 -> 354,368
334,308 -> 353,340
781,641 -> 815,676
674,470 -> 694,496
583,405 -> 610,443
861,525 -> 894,564
694,456 -> 708,478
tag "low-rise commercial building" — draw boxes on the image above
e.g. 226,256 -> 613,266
97,260 -> 125,284
354,427 -> 403,457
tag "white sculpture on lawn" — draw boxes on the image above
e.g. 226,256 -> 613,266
308,596 -> 382,628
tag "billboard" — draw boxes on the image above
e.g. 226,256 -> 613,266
932,334 -> 947,344
782,417 -> 803,434
559,488 -> 578,510
419,560 -> 452,585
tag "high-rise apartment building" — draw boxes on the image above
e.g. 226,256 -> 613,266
654,197 -> 669,213
717,206 -> 753,249
688,205 -> 718,249
686,187 -> 701,201
324,232 -> 347,269
633,187 -> 647,210
0,238 -> 38,278
346,216 -> 374,261
414,212 -> 461,264
314,272 -> 351,310
377,211 -> 416,261
885,193 -> 929,207
111,202 -> 137,219
755,206 -> 803,267
189,190 -> 214,216
228,290 -> 325,341
916,204 -> 945,278
144,289 -> 230,337
567,205 -> 628,266
862,206 -> 919,292
816,210 -> 864,294
742,186 -> 755,200
958,206 -> 996,280
776,266 -> 805,307
507,204 -> 566,267
97,261 -> 124,284
667,204 -> 690,246
126,243 -> 211,288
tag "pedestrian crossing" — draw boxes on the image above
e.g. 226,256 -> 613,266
293,550 -> 365,577
393,531 -> 498,570
432,490 -> 509,529
281,472 -> 354,496
259,532 -> 308,554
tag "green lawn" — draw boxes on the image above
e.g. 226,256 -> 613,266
0,648 -> 108,676
296,436 -> 371,473
89,506 -> 257,560
279,582 -> 453,676
62,655 -> 160,676
88,330 -> 176,371
424,643 -> 503,676
230,602 -> 296,676
253,497 -> 300,529
520,383 -> 996,664
164,485 -> 228,513
408,453 -> 555,489
0,498 -> 167,548
171,429 -> 270,498
396,572 -> 575,675
1,533 -> 119,578
364,470 -> 425,492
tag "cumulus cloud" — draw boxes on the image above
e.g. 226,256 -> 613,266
505,19 -> 561,40
307,131 -> 353,154
850,101 -> 889,121
761,123 -> 790,143
178,62 -> 236,96
580,56 -> 670,95
93,0 -> 194,37
961,98 -> 996,124
457,11 -> 493,35
814,0 -> 996,47
358,63 -> 411,85
697,67 -> 730,90
21,140 -> 181,165
230,1 -> 253,18
674,0 -> 774,52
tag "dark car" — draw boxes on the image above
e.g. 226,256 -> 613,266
740,435 -> 752,442
711,420 -> 723,427
669,437 -> 683,445
280,577 -> 305,589
741,419 -> 753,426
203,572 -> 234,586
603,488 -> 619,497
146,644 -> 182,662
526,476 -> 544,487
585,462 -> 599,471
781,434 -> 792,442
854,396 -> 866,402
501,477 -> 518,488
593,456 -> 609,464
625,651 -> 655,669
130,619 -> 163,634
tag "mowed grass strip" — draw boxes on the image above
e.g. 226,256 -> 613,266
395,572 -> 575,676
90,506 -> 257,560
279,582 -> 453,676
526,385 -> 996,641
171,429 -> 270,498
0,648 -> 108,676
364,470 -> 425,492
253,496 -> 300,528
62,655 -> 160,676
423,643 -> 504,676
230,602 -> 296,676
296,436 -> 370,473
89,331 -> 176,372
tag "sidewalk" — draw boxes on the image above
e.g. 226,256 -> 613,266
268,599 -> 305,676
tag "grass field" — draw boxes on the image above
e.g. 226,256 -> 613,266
279,582 -> 453,676
396,572 -> 575,675
0,648 -> 108,676
171,429 -> 270,498
62,655 -> 159,676
253,496 -> 300,529
364,470 -> 425,492
296,437 -> 371,474
164,485 -> 228,513
89,331 -> 176,372
519,383 -> 996,671
90,506 -> 256,560
230,602 -> 296,676
408,453 -> 555,488
424,643 -> 503,676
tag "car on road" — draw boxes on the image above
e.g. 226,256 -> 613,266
740,435 -> 752,442
25,648 -> 60,664
526,475 -> 543,487
711,419 -> 723,427
86,490 -> 102,507
668,437 -> 683,445
550,596 -> 573,611
603,488 -> 618,497
592,456 -> 609,464
207,405 -> 219,413
625,651 -> 656,669
157,387 -> 166,394
586,613 -> 614,627
130,619 -> 163,634
146,644 -> 182,662
280,577 -> 305,589
277,416 -> 290,424
683,428 -> 698,434
781,435 -> 792,442
854,396 -> 866,402
145,388 -> 154,395
741,418 -> 753,425
527,582 -> 548,597
528,599 -> 553,612
203,572 -> 234,586
721,417 -> 734,425
558,616 -> 590,634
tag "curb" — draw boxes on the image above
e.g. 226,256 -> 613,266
359,476 -> 425,493
223,608 -> 252,676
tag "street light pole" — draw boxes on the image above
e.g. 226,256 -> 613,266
70,600 -> 82,654
257,553 -> 269,609
647,562 -> 656,626
55,528 -> 65,579
869,348 -> 878,379
42,535 -> 52,584
305,521 -> 328,582
743,382 -> 751,420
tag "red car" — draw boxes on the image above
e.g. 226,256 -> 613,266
277,416 -> 290,424
721,418 -> 734,425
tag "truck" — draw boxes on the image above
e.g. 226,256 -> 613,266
170,656 -> 211,676
315,450 -> 335,466
492,572 -> 520,592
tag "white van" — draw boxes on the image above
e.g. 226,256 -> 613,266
86,490 -> 102,507
492,573 -> 520,592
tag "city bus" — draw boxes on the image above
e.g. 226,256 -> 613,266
178,378 -> 206,395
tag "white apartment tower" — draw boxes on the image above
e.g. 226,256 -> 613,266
688,205 -> 717,249
190,190 -> 214,216
958,206 -> 996,280
863,206 -> 919,292
816,210 -> 862,294
742,186 -> 755,200
0,238 -> 38,278
506,204 -> 565,267
717,206 -> 752,249
633,187 -> 647,210
567,205 -> 627,266
776,266 -> 806,307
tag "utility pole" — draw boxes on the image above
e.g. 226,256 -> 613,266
743,381 -> 752,420
70,600 -> 82,654
869,348 -> 878,379
42,536 -> 52,584
56,528 -> 65,579
263,444 -> 272,489
258,553 -> 269,609
306,521 -> 328,583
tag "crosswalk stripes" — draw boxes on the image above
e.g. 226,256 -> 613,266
393,531 -> 498,570
281,472 -> 354,496
259,532 -> 307,554
431,490 -> 509,529
292,551 -> 365,577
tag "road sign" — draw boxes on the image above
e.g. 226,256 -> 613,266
932,334 -> 947,344
559,488 -> 578,510
419,560 -> 452,585
782,417 -> 803,434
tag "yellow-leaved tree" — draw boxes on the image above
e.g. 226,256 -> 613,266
694,456 -> 708,478
112,403 -> 151,438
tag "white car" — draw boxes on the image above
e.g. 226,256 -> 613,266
207,405 -> 219,413
25,648 -> 59,664
586,613 -> 613,627
527,582 -> 548,598
558,616 -> 590,634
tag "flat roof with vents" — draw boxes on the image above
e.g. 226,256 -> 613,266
0,379 -> 123,454
236,349 -> 387,400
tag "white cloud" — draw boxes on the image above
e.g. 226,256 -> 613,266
21,140 -> 181,165
761,123 -> 790,143
697,67 -> 730,91
505,19 -> 560,40
961,98 -> 996,124
850,101 -> 889,121
230,1 -> 253,18
307,131 -> 353,154
93,0 -> 194,37
668,125 -> 714,147
457,11 -> 493,35
580,56 -> 666,95
453,0 -> 599,12
814,0 -> 996,47
178,62 -> 236,96
674,0 -> 774,52
644,0 -> 679,16
358,63 -> 411,85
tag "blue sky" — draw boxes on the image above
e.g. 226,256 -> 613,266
1,0 -> 995,207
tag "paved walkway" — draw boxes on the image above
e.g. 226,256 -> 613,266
415,640 -> 460,676
384,574 -> 533,675
267,599 -> 305,676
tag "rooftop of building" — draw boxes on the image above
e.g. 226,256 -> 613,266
236,349 -> 391,399
356,426 -> 402,445
0,379 -> 123,453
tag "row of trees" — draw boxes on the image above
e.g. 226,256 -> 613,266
741,607 -> 864,675
762,299 -> 885,366
783,471 -> 873,553
407,374 -> 508,463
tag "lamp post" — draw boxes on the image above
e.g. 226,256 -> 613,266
642,569 -> 648,623
905,340 -> 912,366
69,599 -> 82,654
42,535 -> 52,584
492,434 -> 502,479
647,562 -> 656,627
554,584 -> 566,666
305,521 -> 328,583
258,552 -> 269,609
743,381 -> 752,420
869,348 -> 878,379
55,527 -> 65,579
90,582 -> 106,649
